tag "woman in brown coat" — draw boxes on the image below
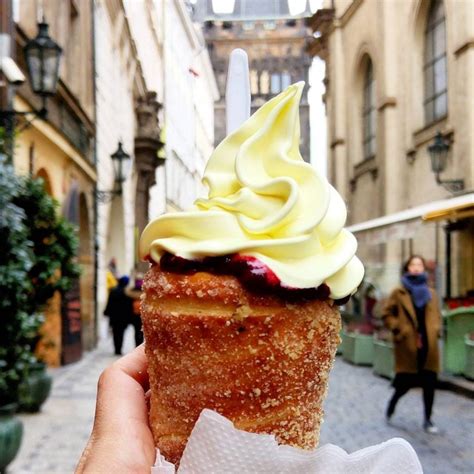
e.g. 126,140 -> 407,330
382,255 -> 442,434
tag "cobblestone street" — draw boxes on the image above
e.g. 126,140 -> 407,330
10,328 -> 474,473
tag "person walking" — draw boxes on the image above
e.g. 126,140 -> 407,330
382,255 -> 442,434
104,276 -> 134,355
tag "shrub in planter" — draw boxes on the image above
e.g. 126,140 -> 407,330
12,175 -> 80,411
0,151 -> 80,414
0,155 -> 31,470
0,155 -> 37,407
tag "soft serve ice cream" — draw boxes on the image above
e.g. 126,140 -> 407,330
140,82 -> 364,299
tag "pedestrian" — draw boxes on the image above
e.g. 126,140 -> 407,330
104,275 -> 134,355
106,258 -> 118,293
382,255 -> 442,433
125,275 -> 144,347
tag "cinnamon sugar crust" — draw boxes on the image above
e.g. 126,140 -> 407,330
141,265 -> 341,466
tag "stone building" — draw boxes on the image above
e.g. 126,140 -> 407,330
193,0 -> 313,162
149,0 -> 218,215
5,0 -> 96,365
94,0 -> 164,334
308,0 -> 474,302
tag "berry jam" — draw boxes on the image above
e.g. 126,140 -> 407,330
158,252 -> 349,305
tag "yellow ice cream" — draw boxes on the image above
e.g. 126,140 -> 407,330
139,82 -> 364,298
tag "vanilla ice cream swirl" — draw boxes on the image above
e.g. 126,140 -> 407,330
140,82 -> 364,298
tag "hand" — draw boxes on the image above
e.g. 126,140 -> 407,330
76,345 -> 155,473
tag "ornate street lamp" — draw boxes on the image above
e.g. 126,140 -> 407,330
96,142 -> 131,203
23,21 -> 62,112
428,132 -> 464,193
0,20 -> 62,160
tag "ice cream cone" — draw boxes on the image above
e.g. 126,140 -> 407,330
141,265 -> 341,465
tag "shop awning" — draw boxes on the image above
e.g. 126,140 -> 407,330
423,200 -> 474,222
348,193 -> 474,234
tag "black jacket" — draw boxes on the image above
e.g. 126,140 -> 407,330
104,286 -> 133,326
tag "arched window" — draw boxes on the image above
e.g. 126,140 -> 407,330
362,60 -> 376,160
424,0 -> 447,124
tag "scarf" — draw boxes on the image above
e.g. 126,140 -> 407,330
401,272 -> 431,308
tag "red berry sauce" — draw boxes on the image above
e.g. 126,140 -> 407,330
157,252 -> 350,305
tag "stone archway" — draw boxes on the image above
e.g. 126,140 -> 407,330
35,167 -> 54,196
33,167 -> 60,366
79,192 -> 95,351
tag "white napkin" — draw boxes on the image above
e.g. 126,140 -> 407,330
152,409 -> 423,474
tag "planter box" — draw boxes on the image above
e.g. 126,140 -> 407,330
465,335 -> 474,380
373,339 -> 394,379
342,331 -> 374,366
443,307 -> 474,375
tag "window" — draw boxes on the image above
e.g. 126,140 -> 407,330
281,72 -> 291,90
270,73 -> 280,94
362,60 -> 376,160
424,0 -> 447,124
260,71 -> 269,94
250,69 -> 259,95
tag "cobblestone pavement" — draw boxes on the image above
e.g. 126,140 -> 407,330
10,329 -> 474,473
320,360 -> 474,473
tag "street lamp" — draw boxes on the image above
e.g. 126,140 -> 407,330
96,142 -> 131,203
0,20 -> 62,160
23,21 -> 62,114
428,132 -> 464,193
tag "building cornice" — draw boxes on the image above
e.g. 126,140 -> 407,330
340,0 -> 364,28
454,38 -> 474,58
378,96 -> 397,111
330,138 -> 345,149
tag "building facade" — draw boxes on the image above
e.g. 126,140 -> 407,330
2,0 -> 219,364
94,0 -> 164,334
194,0 -> 313,162
149,0 -> 218,215
308,0 -> 474,303
6,0 -> 96,365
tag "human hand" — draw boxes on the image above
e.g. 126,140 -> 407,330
76,345 -> 155,473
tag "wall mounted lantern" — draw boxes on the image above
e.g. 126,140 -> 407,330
0,20 -> 62,161
23,21 -> 62,115
0,21 -> 62,121
428,132 -> 464,193
96,142 -> 131,203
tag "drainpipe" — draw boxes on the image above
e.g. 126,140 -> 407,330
91,0 -> 99,348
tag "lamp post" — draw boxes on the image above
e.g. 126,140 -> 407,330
428,132 -> 464,193
0,20 -> 61,162
96,142 -> 131,203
